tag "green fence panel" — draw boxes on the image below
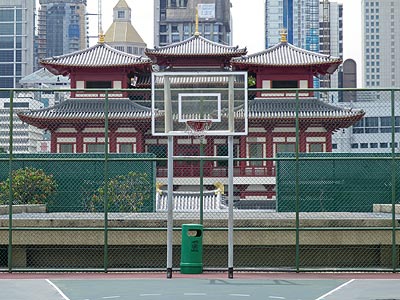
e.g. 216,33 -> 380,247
276,153 -> 399,212
0,153 -> 156,212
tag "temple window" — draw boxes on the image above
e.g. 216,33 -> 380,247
86,144 -> 105,153
248,143 -> 264,167
119,144 -> 134,153
308,143 -> 324,152
276,143 -> 295,153
86,81 -> 112,89
272,80 -> 298,88
59,144 -> 74,153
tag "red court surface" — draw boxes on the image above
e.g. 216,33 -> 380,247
1,272 -> 400,300
1,271 -> 400,280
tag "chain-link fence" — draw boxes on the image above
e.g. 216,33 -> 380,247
0,88 -> 399,273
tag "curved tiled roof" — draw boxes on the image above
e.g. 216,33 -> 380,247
40,43 -> 151,70
232,41 -> 342,74
19,68 -> 70,85
17,98 -> 152,128
145,35 -> 247,57
247,98 -> 364,124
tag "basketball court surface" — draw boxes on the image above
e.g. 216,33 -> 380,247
1,272 -> 400,300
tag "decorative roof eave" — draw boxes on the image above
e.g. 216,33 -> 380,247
40,43 -> 151,75
17,98 -> 153,129
18,115 -> 151,130
145,35 -> 247,59
231,41 -> 342,75
248,111 -> 365,129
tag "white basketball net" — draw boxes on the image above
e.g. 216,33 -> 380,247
185,119 -> 213,141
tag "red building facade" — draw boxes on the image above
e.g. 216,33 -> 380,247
18,34 -> 364,200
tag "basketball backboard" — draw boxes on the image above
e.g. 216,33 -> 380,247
151,71 -> 248,137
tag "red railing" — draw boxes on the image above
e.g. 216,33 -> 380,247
156,166 -> 276,177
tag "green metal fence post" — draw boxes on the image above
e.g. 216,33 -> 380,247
390,89 -> 397,272
104,90 -> 109,272
7,90 -> 13,273
295,89 -> 300,272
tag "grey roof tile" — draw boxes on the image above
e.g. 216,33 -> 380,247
232,41 -> 342,73
41,43 -> 151,68
145,35 -> 247,57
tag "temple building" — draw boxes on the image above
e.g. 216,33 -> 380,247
17,31 -> 364,200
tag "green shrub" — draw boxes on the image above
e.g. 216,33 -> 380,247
0,167 -> 58,205
87,171 -> 152,212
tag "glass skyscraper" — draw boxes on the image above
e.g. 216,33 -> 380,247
38,0 -> 88,61
154,0 -> 232,47
265,0 -> 320,52
0,0 -> 35,95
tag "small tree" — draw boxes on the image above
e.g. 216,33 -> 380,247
88,171 -> 152,212
0,167 -> 58,205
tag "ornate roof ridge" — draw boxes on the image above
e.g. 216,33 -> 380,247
145,34 -> 247,56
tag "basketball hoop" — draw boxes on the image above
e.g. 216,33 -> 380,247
185,119 -> 212,141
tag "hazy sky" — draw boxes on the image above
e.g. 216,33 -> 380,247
86,0 -> 361,83
86,0 -> 361,80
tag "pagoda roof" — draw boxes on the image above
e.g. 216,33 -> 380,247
232,41 -> 342,75
19,68 -> 70,85
41,43 -> 151,75
145,35 -> 247,58
17,98 -> 151,129
248,98 -> 365,129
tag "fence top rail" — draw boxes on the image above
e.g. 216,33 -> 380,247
1,87 -> 400,93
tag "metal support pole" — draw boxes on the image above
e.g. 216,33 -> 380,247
199,139 -> 204,224
295,90 -> 300,272
228,135 -> 234,278
103,91 -> 109,273
390,90 -> 397,272
7,90 -> 13,273
167,136 -> 174,278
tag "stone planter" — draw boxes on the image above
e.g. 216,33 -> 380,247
0,204 -> 47,215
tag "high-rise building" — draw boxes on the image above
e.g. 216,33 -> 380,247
319,1 -> 343,88
154,0 -> 231,47
362,0 -> 400,87
0,0 -> 36,95
37,0 -> 88,61
105,0 -> 147,55
265,0 -> 320,52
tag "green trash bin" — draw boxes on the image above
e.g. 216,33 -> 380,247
180,224 -> 203,274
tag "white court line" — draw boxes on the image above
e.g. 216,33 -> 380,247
184,293 -> 207,296
45,279 -> 71,300
314,279 -> 355,300
102,297 -> 121,299
230,294 -> 251,297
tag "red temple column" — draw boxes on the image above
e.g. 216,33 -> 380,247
266,127 -> 274,176
50,131 -> 57,153
299,126 -> 307,153
136,128 -> 144,153
75,126 -> 84,153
